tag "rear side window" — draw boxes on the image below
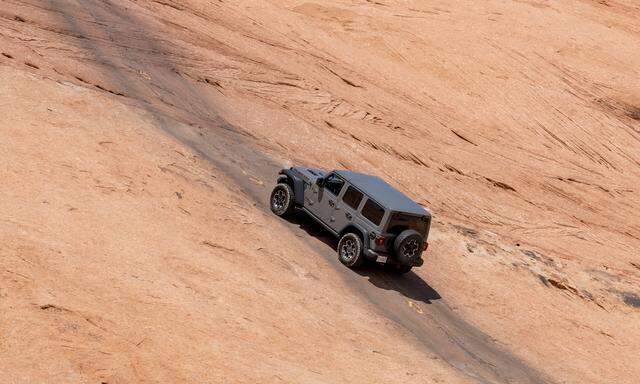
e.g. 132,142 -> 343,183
342,186 -> 363,209
361,199 -> 384,226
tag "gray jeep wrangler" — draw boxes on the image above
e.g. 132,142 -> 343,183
270,167 -> 431,273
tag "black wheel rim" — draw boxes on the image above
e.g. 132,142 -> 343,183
272,189 -> 287,213
341,238 -> 357,262
401,238 -> 420,259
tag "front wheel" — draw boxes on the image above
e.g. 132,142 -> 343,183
270,183 -> 295,216
338,233 -> 365,268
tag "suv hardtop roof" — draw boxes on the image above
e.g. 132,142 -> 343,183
333,170 -> 430,217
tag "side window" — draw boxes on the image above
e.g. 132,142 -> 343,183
342,186 -> 363,209
361,199 -> 385,226
324,173 -> 344,196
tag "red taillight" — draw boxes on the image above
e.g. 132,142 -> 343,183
423,241 -> 429,251
374,236 -> 385,246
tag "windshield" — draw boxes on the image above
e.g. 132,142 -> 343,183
386,213 -> 429,236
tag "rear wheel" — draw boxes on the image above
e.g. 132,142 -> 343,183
338,232 -> 365,268
270,183 -> 295,216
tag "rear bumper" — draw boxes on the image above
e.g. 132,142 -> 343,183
363,248 -> 424,267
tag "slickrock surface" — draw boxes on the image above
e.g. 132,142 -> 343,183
1,1 -> 639,383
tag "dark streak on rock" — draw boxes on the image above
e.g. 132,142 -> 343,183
204,77 -> 222,88
522,249 -> 555,266
73,75 -> 126,97
484,177 -> 516,192
454,225 -> 478,238
521,250 -> 540,261
444,164 -> 465,175
339,77 -> 361,88
201,240 -> 235,253
94,84 -> 126,97
537,274 -> 549,287
275,81 -> 302,88
581,290 -> 594,301
547,278 -> 581,297
337,161 -> 352,170
152,0 -> 185,11
40,304 -> 71,312
627,107 -> 640,121
451,129 -> 478,146
322,65 -> 363,88
620,292 -> 640,308
596,98 -> 640,124
555,176 -> 610,193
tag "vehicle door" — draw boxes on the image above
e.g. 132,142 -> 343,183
308,172 -> 345,230
331,185 -> 365,233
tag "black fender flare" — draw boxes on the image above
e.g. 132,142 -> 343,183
278,169 -> 305,206
338,224 -> 369,244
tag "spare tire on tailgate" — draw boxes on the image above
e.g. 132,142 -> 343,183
394,229 -> 423,265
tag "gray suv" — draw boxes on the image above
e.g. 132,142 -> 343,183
270,167 -> 431,273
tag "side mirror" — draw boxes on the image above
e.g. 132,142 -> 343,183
315,177 -> 324,187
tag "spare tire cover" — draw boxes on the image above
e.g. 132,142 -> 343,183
394,229 -> 423,265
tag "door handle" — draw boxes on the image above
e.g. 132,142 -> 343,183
345,212 -> 352,220
328,200 -> 335,207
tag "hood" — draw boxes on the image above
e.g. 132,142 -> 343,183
289,166 -> 326,183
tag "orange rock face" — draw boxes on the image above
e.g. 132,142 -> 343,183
1,1 -> 638,383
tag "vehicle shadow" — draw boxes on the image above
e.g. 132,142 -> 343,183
285,210 -> 338,249
284,210 -> 442,305
353,266 -> 442,304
